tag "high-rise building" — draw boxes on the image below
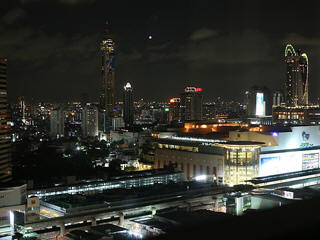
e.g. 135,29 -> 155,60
169,98 -> 181,122
245,86 -> 271,117
123,82 -> 134,128
180,87 -> 203,121
273,91 -> 284,107
82,103 -> 98,137
112,117 -> 125,131
0,58 -> 12,183
18,96 -> 26,121
284,44 -> 309,106
100,21 -> 115,117
50,108 -> 64,138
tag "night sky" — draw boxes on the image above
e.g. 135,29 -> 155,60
2,0 -> 320,103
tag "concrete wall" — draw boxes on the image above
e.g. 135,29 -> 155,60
154,148 -> 224,180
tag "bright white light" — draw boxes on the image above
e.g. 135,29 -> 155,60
287,139 -> 299,149
129,231 -> 142,238
169,136 -> 226,144
9,211 -> 14,227
76,146 -> 80,151
195,175 -> 207,181
124,82 -> 132,90
256,92 -> 265,116
272,132 -> 278,137
148,35 -> 152,40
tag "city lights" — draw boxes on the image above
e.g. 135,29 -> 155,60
195,175 -> 207,181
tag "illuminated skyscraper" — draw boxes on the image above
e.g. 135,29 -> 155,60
82,103 -> 99,137
169,98 -> 181,122
123,82 -> 134,128
50,108 -> 64,138
0,58 -> 11,183
180,87 -> 203,121
245,86 -> 271,117
100,21 -> 115,117
284,44 -> 309,106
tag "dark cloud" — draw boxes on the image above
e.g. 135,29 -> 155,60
183,30 -> 272,65
190,28 -> 218,41
283,33 -> 320,47
1,0 -> 320,102
20,0 -> 96,5
57,0 -> 96,5
2,8 -> 26,25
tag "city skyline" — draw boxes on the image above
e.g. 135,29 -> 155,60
2,1 -> 320,103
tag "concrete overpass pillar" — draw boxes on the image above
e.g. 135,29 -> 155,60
118,212 -> 124,226
90,217 -> 97,227
151,206 -> 157,216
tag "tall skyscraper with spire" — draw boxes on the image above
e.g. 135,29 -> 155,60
100,21 -> 115,117
284,44 -> 309,106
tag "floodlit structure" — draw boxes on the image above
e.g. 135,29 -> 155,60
100,21 -> 115,117
245,86 -> 271,117
180,87 -> 203,121
82,103 -> 99,137
28,169 -> 185,198
154,136 -> 263,186
50,108 -> 64,139
284,44 -> 309,106
230,125 -> 320,177
169,98 -> 181,122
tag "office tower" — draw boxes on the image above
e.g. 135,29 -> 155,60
100,21 -> 115,117
245,86 -> 271,117
82,104 -> 98,137
112,117 -> 125,131
180,87 -> 203,121
169,98 -> 181,122
0,58 -> 11,183
123,82 -> 134,128
273,91 -> 284,107
284,44 -> 309,106
18,96 -> 26,121
50,108 -> 64,138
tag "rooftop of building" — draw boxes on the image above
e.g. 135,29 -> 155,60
41,181 -> 215,211
273,105 -> 320,110
248,168 -> 320,185
157,137 -> 265,147
275,186 -> 320,200
146,196 -> 320,240
132,216 -> 175,232
31,167 -> 183,191
91,224 -> 127,234
155,209 -> 234,227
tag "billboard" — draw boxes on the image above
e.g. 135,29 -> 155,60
262,126 -> 320,152
256,92 -> 265,116
302,153 -> 319,170
259,149 -> 320,176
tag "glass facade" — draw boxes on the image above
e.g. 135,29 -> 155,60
223,145 -> 260,185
